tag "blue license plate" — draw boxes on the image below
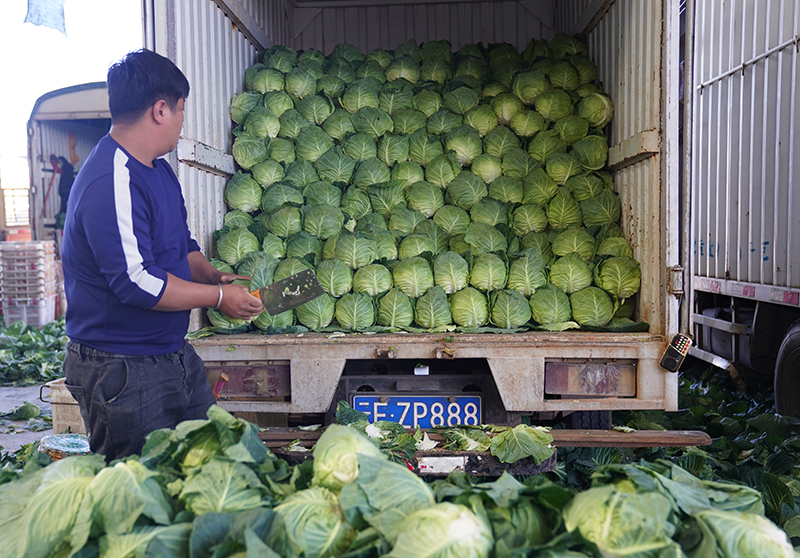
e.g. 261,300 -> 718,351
351,395 -> 482,429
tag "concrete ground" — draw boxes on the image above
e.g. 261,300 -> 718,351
0,385 -> 54,455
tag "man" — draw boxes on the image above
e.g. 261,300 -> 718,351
61,49 -> 264,461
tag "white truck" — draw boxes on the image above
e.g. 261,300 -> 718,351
32,0 -> 778,439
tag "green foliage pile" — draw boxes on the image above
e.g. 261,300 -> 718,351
211,35 -> 645,335
0,400 -> 797,557
0,318 -> 67,386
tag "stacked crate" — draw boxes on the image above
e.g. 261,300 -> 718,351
0,241 -> 58,328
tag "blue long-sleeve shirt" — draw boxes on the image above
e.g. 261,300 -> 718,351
62,135 -> 200,355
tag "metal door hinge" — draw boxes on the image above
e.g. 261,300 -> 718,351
669,266 -> 684,296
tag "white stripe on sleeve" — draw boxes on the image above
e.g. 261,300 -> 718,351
113,149 -> 165,297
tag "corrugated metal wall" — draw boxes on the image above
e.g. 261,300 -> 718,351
692,0 -> 800,288
29,120 -> 107,243
285,1 -> 552,54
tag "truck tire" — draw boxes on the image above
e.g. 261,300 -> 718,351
774,321 -> 800,416
567,410 -> 612,430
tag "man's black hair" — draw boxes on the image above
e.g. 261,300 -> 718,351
107,49 -> 190,124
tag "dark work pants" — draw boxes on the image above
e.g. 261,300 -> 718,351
63,340 -> 216,462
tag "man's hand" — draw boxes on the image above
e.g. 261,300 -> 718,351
218,283 -> 264,321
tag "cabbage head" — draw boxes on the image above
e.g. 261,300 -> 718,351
268,137 -> 296,164
398,233 -> 435,260
296,292 -> 335,330
571,135 -> 609,171
484,125 -> 520,159
577,93 -> 615,129
420,59 -> 453,85
261,232 -> 287,258
353,264 -> 393,296
471,154 -> 503,184
501,147 -> 538,179
389,205 -> 427,236
343,133 -> 378,162
433,205 -> 470,236
488,176 -> 524,204
387,502 -> 493,558
366,48 -> 393,68
269,207 -> 303,238
392,161 -> 425,186
286,231 -> 323,261
312,424 -> 385,493
510,69 -> 550,105
413,90 -> 443,117
447,170 -> 487,211
550,33 -> 588,57
415,220 -> 450,256
507,248 -> 548,297
465,222 -> 508,254
550,253 -> 593,294
386,56 -> 421,83
222,209 -> 253,229
566,172 -> 605,202
303,181 -> 342,207
392,108 -> 428,136
426,153 -> 461,188
570,286 -> 614,327
207,308 -> 252,330
490,93 -> 524,125
352,106 -> 394,139
415,286 -> 453,329
547,188 -> 583,230
443,86 -> 479,115
335,292 -> 376,330
463,105 -> 499,137
409,130 -> 445,166
510,109 -> 548,138
264,90 -> 295,117
261,183 -> 303,214
314,147 -> 356,186
353,157 -> 391,188
406,181 -> 444,218
373,230 -> 399,261
232,135 -> 268,170
322,109 -> 356,141
549,60 -> 581,91
243,106 -> 281,139
491,289 -> 532,328
554,115 -> 589,145
296,127 -> 335,163
594,256 -> 641,301
449,287 -> 489,327
470,198 -> 510,227
434,251 -> 470,294
529,283 -> 573,325
552,227 -> 597,261
528,129 -> 567,166
285,67 -> 317,99
377,288 -> 414,327
445,126 -> 483,166
357,60 -> 387,83
368,180 -> 407,219
597,237 -> 634,259
581,189 -> 621,226
341,186 -> 372,220
251,159 -> 285,188
470,253 -> 508,292
393,257 -> 434,298
252,308 -> 294,331
274,486 -> 356,558
512,204 -> 548,237
335,231 -> 377,269
546,153 -> 583,185
303,204 -> 344,240
378,133 -> 410,167
229,90 -> 262,124
427,109 -> 463,135
535,89 -> 574,122
316,258 -> 353,298
279,108 -> 314,139
522,167 -> 559,207
215,227 -> 260,266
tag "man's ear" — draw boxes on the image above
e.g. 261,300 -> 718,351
151,99 -> 169,124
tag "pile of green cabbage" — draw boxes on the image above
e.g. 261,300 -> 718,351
212,35 -> 642,333
1,406 -> 796,558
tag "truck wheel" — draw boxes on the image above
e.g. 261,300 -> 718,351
774,321 -> 800,416
568,410 -> 612,430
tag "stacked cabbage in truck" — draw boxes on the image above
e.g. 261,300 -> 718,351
133,0 -> 684,430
